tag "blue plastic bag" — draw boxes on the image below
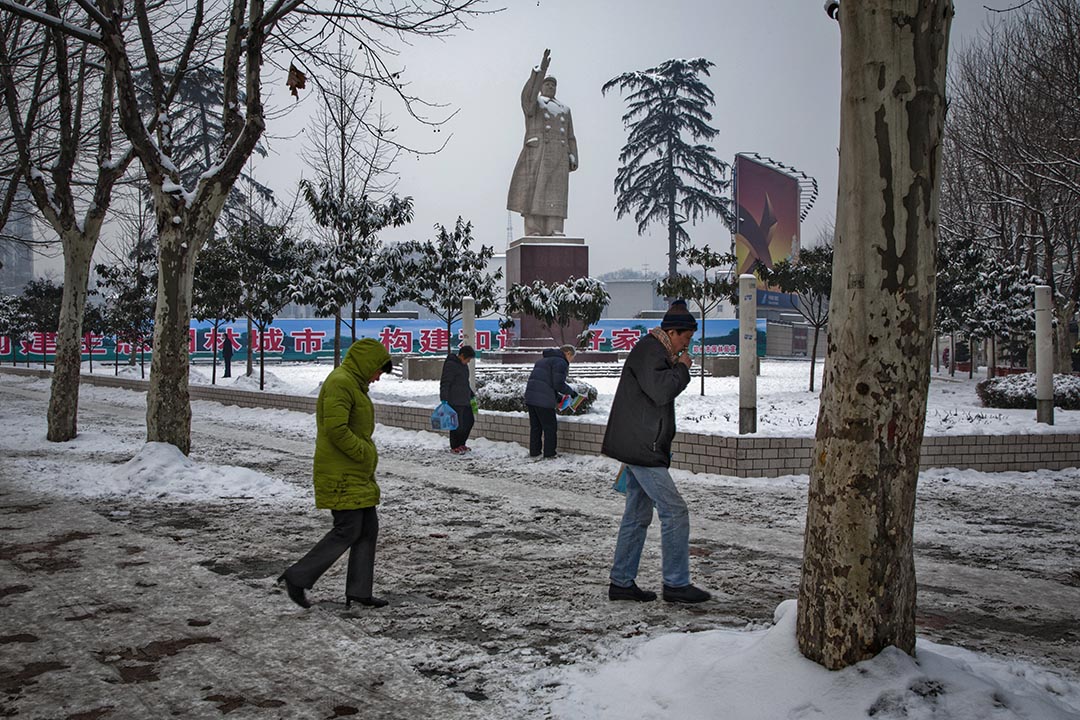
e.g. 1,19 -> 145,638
612,465 -> 629,494
430,401 -> 459,431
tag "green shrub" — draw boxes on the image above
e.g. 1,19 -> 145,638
475,370 -> 597,415
976,373 -> 1080,410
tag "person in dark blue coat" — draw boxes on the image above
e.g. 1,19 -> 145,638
524,344 -> 577,458
603,299 -> 711,605
440,345 -> 476,453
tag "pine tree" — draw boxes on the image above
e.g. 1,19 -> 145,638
387,219 -> 502,351
602,58 -> 734,281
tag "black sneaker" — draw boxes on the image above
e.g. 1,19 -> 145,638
662,584 -> 711,604
608,582 -> 657,602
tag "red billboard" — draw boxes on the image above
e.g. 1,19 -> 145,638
733,153 -> 802,277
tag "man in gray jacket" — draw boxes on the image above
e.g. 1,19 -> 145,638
602,300 -> 711,604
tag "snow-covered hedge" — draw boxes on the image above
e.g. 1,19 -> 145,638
475,370 -> 598,415
976,373 -> 1080,410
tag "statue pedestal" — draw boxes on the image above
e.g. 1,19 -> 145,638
506,235 -> 589,346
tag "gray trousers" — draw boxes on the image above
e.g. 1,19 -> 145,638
285,507 -> 378,598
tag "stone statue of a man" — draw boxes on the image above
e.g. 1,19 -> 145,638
507,49 -> 579,237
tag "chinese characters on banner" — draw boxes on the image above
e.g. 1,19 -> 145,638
0,318 -> 762,362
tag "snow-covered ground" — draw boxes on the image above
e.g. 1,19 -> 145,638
177,357 -> 1080,437
2,371 -> 1079,719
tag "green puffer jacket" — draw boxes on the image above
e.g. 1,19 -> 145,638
312,338 -> 391,509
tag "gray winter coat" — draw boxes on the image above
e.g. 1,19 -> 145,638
601,333 -> 690,468
524,349 -> 576,409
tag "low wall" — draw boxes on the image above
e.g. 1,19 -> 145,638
5,365 -> 1078,477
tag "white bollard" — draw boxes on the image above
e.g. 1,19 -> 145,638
1034,285 -> 1053,425
739,275 -> 757,434
463,296 -> 476,388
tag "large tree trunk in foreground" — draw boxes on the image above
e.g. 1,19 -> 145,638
797,0 -> 952,670
47,234 -> 95,441
145,225 -> 199,455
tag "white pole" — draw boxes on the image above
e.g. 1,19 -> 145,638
739,274 -> 757,434
1034,285 -> 1053,425
463,296 -> 476,388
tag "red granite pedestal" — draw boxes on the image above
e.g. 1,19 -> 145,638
505,235 -> 589,347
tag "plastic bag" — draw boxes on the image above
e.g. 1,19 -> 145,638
430,401 -> 459,431
470,397 -> 479,415
612,464 -> 629,494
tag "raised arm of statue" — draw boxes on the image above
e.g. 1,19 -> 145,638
521,49 -> 551,116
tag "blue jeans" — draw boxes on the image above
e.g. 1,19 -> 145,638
609,464 -> 691,588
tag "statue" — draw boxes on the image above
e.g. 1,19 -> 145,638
507,49 -> 579,237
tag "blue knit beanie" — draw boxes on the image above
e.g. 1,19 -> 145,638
660,299 -> 697,331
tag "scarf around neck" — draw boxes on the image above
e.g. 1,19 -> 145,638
649,327 -> 677,363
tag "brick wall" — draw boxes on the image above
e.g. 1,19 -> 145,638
5,365 -> 1077,477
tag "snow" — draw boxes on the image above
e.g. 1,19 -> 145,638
2,368 -> 1079,719
550,601 -> 1080,719
186,359 -> 1080,437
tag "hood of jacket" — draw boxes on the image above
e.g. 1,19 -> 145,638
340,338 -> 391,390
541,348 -> 563,359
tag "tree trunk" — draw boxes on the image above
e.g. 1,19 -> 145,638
211,324 -> 219,385
47,232 -> 94,442
246,316 -> 254,377
809,323 -> 821,393
797,0 -> 952,671
145,227 -> 198,455
334,310 -> 342,367
1054,302 -> 1075,373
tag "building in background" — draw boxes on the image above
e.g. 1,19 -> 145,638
0,191 -> 34,294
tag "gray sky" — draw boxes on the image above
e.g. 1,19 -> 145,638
36,0 -> 1006,279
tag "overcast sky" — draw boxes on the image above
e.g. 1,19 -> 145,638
32,1 -> 1010,279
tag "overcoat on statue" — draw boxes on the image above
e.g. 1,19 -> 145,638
507,66 -> 578,221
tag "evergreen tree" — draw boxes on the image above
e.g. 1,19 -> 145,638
231,220 -> 307,390
602,58 -> 734,281
387,218 -> 502,351
192,235 -> 245,384
505,276 -> 611,348
656,246 -> 739,395
294,180 -> 413,363
760,244 -> 833,392
934,229 -> 981,376
95,242 -> 157,377
0,292 -> 31,366
19,279 -> 64,369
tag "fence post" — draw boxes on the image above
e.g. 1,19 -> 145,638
739,275 -> 757,434
1034,285 -> 1054,425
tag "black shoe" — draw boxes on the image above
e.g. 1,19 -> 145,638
608,582 -> 657,602
346,595 -> 389,609
662,584 -> 711,604
277,573 -> 310,609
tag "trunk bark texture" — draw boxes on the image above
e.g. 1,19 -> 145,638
797,0 -> 952,670
47,233 -> 95,441
145,224 -> 199,455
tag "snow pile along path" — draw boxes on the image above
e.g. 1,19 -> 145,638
550,600 -> 1080,719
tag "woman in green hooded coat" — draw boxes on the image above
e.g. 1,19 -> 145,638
278,338 -> 393,609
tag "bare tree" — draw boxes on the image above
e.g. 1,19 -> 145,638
0,7 -> 133,442
797,0 -> 953,670
0,0 -> 487,454
943,0 -> 1080,372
